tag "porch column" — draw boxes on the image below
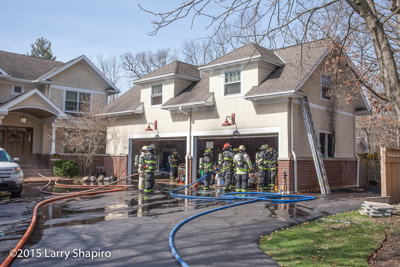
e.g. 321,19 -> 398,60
50,123 -> 56,155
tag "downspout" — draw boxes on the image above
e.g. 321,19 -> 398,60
179,106 -> 192,186
290,98 -> 298,192
354,115 -> 360,187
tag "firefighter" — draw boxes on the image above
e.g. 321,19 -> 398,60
144,144 -> 157,193
169,148 -> 180,181
268,146 -> 278,191
201,148 -> 214,190
134,146 -> 147,191
256,144 -> 270,191
231,148 -> 239,190
219,143 -> 234,191
233,145 -> 252,192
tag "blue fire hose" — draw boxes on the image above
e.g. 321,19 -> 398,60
169,168 -> 315,267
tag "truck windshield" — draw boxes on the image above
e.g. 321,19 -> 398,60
0,150 -> 13,162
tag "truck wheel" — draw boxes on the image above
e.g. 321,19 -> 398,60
11,186 -> 23,198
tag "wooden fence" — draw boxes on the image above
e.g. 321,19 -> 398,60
381,147 -> 400,203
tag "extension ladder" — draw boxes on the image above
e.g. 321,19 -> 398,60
300,96 -> 330,194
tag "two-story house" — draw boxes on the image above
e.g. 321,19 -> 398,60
0,51 -> 120,166
105,39 -> 370,192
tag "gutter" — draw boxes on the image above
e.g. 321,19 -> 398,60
354,115 -> 360,187
179,106 -> 192,186
162,94 -> 215,110
290,98 -> 298,192
244,90 -> 304,101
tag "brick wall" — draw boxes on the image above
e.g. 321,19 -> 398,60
278,159 -> 357,192
104,156 -> 128,178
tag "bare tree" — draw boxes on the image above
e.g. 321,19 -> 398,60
94,54 -> 122,87
121,47 -> 177,80
55,98 -> 115,176
140,0 -> 400,123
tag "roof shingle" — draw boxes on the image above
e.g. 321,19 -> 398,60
137,61 -> 200,81
0,51 -> 64,80
104,85 -> 142,114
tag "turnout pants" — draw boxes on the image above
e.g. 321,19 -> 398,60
138,172 -> 145,189
203,170 -> 212,188
170,166 -> 178,180
223,170 -> 234,190
145,173 -> 155,192
235,173 -> 249,191
257,170 -> 270,189
269,169 -> 277,189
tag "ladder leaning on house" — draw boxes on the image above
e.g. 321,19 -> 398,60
300,95 -> 331,194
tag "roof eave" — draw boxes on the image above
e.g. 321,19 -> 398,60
134,73 -> 200,85
98,103 -> 144,116
162,94 -> 215,110
199,55 -> 284,71
244,90 -> 299,101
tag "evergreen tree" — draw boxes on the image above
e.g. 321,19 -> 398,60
28,37 -> 56,60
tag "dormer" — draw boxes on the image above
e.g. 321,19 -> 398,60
198,43 -> 284,96
134,61 -> 200,106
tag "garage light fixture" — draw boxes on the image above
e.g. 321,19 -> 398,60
145,120 -> 157,131
221,113 -> 235,126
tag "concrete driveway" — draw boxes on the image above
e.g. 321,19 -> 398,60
0,182 -> 379,266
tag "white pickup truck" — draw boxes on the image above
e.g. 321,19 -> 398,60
0,148 -> 23,197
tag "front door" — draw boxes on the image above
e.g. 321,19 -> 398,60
0,127 -> 33,164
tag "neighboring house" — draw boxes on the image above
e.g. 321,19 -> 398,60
0,51 -> 120,166
105,39 -> 370,192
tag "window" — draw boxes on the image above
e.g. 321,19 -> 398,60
151,84 -> 162,106
65,91 -> 91,112
321,75 -> 332,100
319,132 -> 335,158
224,70 -> 241,95
12,85 -> 24,95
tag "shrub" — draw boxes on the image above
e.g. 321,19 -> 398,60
53,160 -> 79,178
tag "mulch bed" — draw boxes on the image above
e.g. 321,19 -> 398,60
369,203 -> 400,266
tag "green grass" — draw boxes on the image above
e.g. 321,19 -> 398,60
259,210 -> 386,266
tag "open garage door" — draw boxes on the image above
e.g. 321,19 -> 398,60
194,134 -> 278,176
130,138 -> 187,175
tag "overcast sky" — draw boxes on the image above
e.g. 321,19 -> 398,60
1,0 -> 213,92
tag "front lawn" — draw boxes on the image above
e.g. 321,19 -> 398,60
259,210 -> 385,266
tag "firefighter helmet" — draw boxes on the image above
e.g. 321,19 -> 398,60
204,148 -> 213,155
238,145 -> 246,152
172,148 -> 177,153
233,148 -> 239,153
148,144 -> 156,151
222,143 -> 232,150
260,144 -> 268,151
141,146 -> 148,151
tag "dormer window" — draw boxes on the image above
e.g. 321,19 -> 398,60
224,70 -> 241,96
321,75 -> 332,100
12,85 -> 24,95
151,84 -> 163,106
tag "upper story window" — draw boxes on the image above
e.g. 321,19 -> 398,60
224,70 -> 241,96
151,84 -> 162,106
12,85 -> 24,95
319,132 -> 335,158
321,75 -> 332,100
65,90 -> 91,112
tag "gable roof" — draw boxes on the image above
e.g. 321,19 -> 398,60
0,51 -> 120,93
245,39 -> 332,98
0,50 -> 64,80
103,85 -> 143,115
200,42 -> 284,69
135,61 -> 200,84
162,74 -> 214,108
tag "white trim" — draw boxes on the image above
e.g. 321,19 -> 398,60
199,54 -> 283,71
244,90 -> 298,100
12,85 -> 24,95
51,85 -> 106,95
161,94 -> 215,110
63,90 -> 92,113
134,73 -> 200,85
191,127 -> 281,137
293,48 -> 330,92
129,131 -> 188,139
37,55 -> 120,93
0,88 -> 68,118
149,83 -> 164,107
292,99 -> 354,117
0,67 -> 8,76
222,68 -> 243,97
9,106 -> 59,116
273,51 -> 286,64
356,138 -> 370,154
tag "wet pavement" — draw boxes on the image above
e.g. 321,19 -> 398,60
0,181 -> 380,266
